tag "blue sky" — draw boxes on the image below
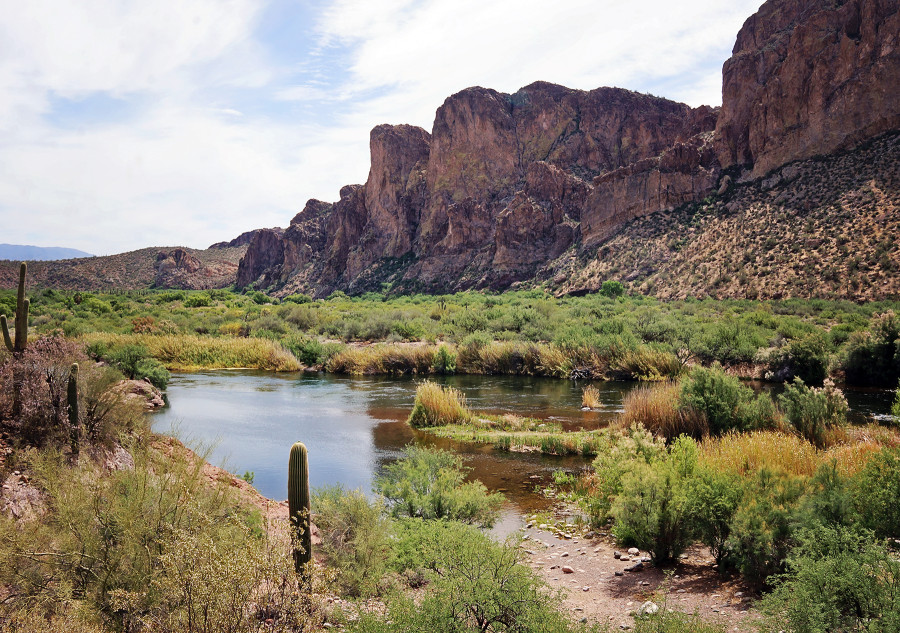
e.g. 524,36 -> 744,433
0,0 -> 762,255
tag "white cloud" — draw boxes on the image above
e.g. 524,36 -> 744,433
0,0 -> 764,255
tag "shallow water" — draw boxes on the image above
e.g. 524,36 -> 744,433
151,371 -> 895,516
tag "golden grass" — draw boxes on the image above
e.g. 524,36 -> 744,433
325,344 -> 434,375
618,382 -> 708,440
407,381 -> 472,427
82,332 -> 300,371
582,385 -> 601,409
611,347 -> 685,381
698,427 -> 900,478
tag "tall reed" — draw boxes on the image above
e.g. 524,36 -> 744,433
407,381 -> 472,427
618,382 -> 708,440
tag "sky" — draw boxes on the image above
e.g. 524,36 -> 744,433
0,0 -> 763,256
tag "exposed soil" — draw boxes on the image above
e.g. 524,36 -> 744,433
520,524 -> 757,630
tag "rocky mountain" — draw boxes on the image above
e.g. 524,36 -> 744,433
0,246 -> 246,292
237,0 -> 899,299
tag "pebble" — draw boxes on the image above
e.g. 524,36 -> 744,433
562,566 -> 575,574
614,571 -> 624,577
561,552 -> 569,557
582,586 -> 590,592
614,551 -> 622,559
627,547 -> 640,556
625,562 -> 644,572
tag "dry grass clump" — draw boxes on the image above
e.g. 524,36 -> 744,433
611,347 -> 685,381
582,385 -> 601,409
701,431 -> 820,477
326,344 -> 434,375
618,382 -> 708,440
82,332 -> 300,371
407,381 -> 472,428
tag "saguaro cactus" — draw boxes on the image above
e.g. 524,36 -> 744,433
1,262 -> 29,355
288,441 -> 312,587
67,363 -> 80,456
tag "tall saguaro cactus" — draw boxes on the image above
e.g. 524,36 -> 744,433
67,363 -> 80,456
1,262 -> 30,356
288,441 -> 312,588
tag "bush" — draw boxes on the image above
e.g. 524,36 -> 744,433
725,468 -> 807,587
374,445 -> 502,527
760,524 -> 900,633
312,485 -> 393,597
785,332 -> 830,386
599,280 -> 625,298
431,345 -> 457,375
843,310 -> 900,386
588,425 -> 666,523
357,520 -> 584,633
683,465 -> 743,565
679,364 -> 772,434
183,292 -> 211,308
778,378 -> 848,448
852,447 -> 900,539
611,436 -> 698,563
407,381 -> 471,427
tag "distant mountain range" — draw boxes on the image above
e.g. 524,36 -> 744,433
0,244 -> 94,261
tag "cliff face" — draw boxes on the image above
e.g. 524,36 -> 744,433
716,0 -> 900,176
236,0 -> 900,298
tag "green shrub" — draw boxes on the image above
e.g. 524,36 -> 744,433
183,292 -> 211,308
785,332 -> 830,385
679,364 -> 764,434
374,445 -> 502,527
611,436 -> 698,563
357,520 -> 584,633
599,280 -> 625,298
843,310 -> 900,386
778,378 -> 848,448
431,344 -> 457,375
631,608 -> 727,633
588,425 -> 666,524
683,465 -> 743,565
133,357 -> 170,389
312,485 -> 393,597
725,468 -> 806,587
760,524 -> 900,633
852,447 -> 900,539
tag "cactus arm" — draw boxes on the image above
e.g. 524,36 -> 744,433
288,441 -> 312,587
1,315 -> 12,353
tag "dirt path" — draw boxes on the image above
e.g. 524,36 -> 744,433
520,524 -> 757,630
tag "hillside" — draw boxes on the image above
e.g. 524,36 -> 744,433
546,132 -> 900,300
0,245 -> 246,291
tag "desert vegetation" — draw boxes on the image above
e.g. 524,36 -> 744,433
4,282 -> 899,389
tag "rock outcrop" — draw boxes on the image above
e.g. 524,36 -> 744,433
716,0 -> 900,177
234,0 -> 899,298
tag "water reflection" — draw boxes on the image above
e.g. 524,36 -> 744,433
151,371 -> 626,513
151,371 -> 895,516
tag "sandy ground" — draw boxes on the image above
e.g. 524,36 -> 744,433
520,524 -> 757,631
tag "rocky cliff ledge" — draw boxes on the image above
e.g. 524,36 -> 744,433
237,0 -> 900,298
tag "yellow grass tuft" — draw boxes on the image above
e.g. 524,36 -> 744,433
407,381 -> 471,428
618,382 -> 708,440
325,344 -> 434,375
581,385 -> 601,409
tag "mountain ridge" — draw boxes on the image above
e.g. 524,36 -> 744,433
234,0 -> 899,299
